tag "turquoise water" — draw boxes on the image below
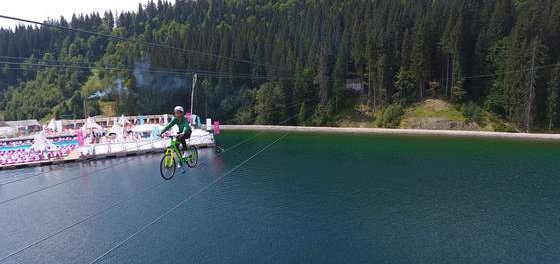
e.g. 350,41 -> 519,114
0,140 -> 77,152
0,132 -> 559,263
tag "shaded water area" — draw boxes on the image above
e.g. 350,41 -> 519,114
0,131 -> 559,263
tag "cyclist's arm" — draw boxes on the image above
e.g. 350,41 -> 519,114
160,118 -> 177,134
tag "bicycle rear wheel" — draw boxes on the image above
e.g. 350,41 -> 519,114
186,145 -> 198,168
160,152 -> 176,180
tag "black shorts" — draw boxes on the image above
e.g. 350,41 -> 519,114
176,131 -> 191,150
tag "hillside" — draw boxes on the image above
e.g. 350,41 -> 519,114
399,99 -> 515,132
338,99 -> 516,132
0,0 -> 559,132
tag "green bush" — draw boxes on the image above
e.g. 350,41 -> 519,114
234,108 -> 254,124
311,103 -> 334,126
377,104 -> 404,128
493,122 -> 517,133
461,102 -> 485,125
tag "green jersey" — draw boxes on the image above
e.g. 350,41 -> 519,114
161,116 -> 191,134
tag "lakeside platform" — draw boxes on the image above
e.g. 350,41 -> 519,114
221,125 -> 560,141
0,157 -> 80,171
0,132 -> 215,170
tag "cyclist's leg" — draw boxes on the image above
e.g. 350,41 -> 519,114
177,133 -> 188,154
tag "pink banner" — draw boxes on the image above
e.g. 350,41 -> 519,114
213,121 -> 220,135
77,130 -> 85,146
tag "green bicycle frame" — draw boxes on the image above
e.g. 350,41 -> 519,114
164,138 -> 184,167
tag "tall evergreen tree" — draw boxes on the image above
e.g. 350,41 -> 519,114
0,0 -> 558,129
546,63 -> 560,131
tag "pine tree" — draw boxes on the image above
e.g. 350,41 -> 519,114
255,82 -> 285,125
1,0 -> 559,129
333,47 -> 346,113
318,44 -> 331,106
298,102 -> 306,124
546,63 -> 560,131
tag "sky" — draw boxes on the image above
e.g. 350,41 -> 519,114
0,0 -> 152,29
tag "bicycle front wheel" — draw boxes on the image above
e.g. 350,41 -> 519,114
160,152 -> 176,180
186,145 -> 198,168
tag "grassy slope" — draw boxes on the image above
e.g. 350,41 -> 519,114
400,99 -> 471,130
337,99 -> 515,132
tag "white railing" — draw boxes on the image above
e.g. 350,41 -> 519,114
78,129 -> 214,158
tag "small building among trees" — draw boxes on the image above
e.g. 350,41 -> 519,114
345,78 -> 365,92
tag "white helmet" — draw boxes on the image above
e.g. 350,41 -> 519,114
174,106 -> 185,113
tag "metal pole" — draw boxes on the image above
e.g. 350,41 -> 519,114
190,73 -> 198,115
83,100 -> 87,119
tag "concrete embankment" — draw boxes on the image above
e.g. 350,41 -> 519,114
220,125 -> 560,141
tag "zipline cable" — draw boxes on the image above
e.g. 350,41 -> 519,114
0,98 -> 311,201
463,63 -> 560,80
0,108 -> 314,262
89,111 -> 315,263
0,61 -> 290,80
0,15 -> 288,71
0,55 -> 287,78
0,128 -> 262,262
89,132 -> 289,264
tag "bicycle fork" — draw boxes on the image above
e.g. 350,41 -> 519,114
164,148 -> 174,167
166,148 -> 186,174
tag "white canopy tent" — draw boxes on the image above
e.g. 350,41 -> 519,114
108,118 -> 125,142
118,115 -> 131,126
47,119 -> 57,131
81,117 -> 103,131
31,132 -> 59,152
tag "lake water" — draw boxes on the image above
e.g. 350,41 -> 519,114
0,131 -> 559,263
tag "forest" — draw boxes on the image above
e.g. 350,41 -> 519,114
1,0 -> 559,132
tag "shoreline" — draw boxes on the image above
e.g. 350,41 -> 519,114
220,125 -> 560,141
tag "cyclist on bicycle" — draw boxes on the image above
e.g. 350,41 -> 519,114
159,106 -> 192,158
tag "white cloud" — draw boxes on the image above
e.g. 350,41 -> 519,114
0,0 -> 153,29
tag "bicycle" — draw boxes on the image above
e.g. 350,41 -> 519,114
160,135 -> 198,180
